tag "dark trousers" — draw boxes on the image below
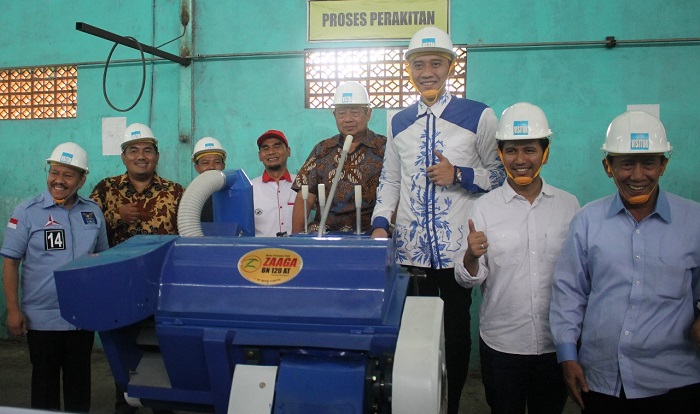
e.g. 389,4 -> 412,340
410,267 -> 472,414
582,382 -> 700,414
479,337 -> 567,414
26,329 -> 94,412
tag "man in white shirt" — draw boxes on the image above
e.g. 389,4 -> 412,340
455,102 -> 579,414
251,130 -> 296,236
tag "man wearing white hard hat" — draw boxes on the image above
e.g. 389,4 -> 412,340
90,123 -> 183,414
370,27 -> 505,414
1,142 -> 109,412
550,111 -> 700,412
252,129 -> 296,236
191,136 -> 227,222
292,81 -> 386,233
90,123 -> 184,247
455,103 -> 579,413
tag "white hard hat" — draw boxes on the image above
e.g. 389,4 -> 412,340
332,81 -> 370,106
496,102 -> 552,141
122,123 -> 158,151
192,137 -> 227,162
47,142 -> 89,173
602,111 -> 672,155
405,26 -> 456,62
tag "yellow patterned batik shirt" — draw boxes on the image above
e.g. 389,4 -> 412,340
90,172 -> 184,247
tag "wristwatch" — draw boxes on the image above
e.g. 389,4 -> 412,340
453,166 -> 462,185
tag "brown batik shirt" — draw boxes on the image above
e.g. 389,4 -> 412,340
292,130 -> 386,232
90,172 -> 184,247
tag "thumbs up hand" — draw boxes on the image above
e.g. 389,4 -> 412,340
426,149 -> 454,186
465,219 -> 488,260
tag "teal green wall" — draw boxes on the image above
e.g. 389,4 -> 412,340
1,1 -> 699,373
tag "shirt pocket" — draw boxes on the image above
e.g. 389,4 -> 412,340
290,190 -> 298,205
490,230 -> 522,267
652,256 -> 693,300
80,226 -> 102,253
544,226 -> 569,262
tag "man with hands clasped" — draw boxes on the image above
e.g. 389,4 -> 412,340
89,123 -> 183,414
90,123 -> 184,247
455,103 -> 579,414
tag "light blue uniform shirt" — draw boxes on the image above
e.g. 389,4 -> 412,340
1,190 -> 109,330
550,190 -> 700,398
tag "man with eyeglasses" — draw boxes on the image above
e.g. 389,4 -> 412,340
291,81 -> 386,234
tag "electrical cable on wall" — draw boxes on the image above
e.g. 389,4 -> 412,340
77,21 -> 191,112
101,28 -> 187,113
102,36 -> 147,112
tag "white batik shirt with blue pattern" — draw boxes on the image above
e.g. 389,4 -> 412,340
371,92 -> 505,269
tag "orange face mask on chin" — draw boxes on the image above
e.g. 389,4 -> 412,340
604,158 -> 665,205
406,58 -> 456,106
497,146 -> 549,186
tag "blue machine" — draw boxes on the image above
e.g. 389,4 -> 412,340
54,170 -> 445,414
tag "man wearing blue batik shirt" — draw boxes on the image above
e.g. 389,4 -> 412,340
371,26 -> 505,414
2,142 -> 109,412
550,111 -> 700,413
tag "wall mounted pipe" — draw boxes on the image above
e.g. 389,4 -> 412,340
11,35 -> 699,71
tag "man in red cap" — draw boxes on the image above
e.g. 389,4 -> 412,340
251,130 -> 296,236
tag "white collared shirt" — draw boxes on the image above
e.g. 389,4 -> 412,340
251,171 -> 296,236
455,179 -> 579,354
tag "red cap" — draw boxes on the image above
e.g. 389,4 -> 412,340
257,129 -> 289,148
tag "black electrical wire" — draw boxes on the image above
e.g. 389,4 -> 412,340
102,36 -> 146,112
156,26 -> 187,49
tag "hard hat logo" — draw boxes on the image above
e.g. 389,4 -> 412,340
192,136 -> 227,162
332,82 -> 370,106
421,37 -> 436,47
405,27 -> 455,62
602,111 -> 672,155
122,123 -> 158,151
495,102 -> 552,186
59,152 -> 75,164
47,142 -> 89,173
496,103 -> 552,141
630,133 -> 650,150
513,121 -> 529,136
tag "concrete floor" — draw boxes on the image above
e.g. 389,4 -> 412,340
0,337 -> 579,413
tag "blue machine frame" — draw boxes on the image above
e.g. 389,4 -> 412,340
55,235 -> 409,413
